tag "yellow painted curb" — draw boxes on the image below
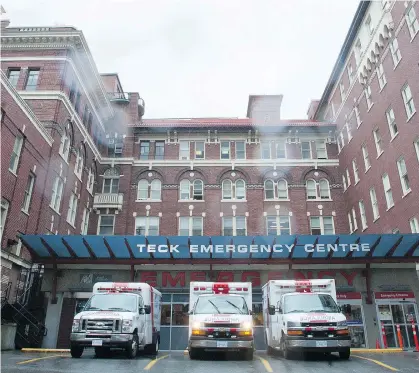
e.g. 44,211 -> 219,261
21,348 -> 70,353
351,348 -> 403,353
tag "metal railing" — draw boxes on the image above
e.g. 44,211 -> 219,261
107,92 -> 130,101
93,193 -> 124,209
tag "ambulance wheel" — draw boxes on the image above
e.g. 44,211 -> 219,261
339,348 -> 350,360
280,337 -> 291,359
189,347 -> 200,360
95,347 -> 110,358
70,346 -> 84,358
243,348 -> 254,360
126,334 -> 139,359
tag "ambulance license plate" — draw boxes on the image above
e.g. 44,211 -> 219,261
316,341 -> 327,347
92,339 -> 103,346
216,341 -> 228,348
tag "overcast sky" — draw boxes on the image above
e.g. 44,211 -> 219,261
3,0 -> 359,119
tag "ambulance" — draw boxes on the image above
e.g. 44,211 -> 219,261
70,282 -> 162,359
188,282 -> 254,360
263,279 -> 351,359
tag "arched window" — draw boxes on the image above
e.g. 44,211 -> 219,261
180,180 -> 190,200
50,177 -> 64,211
306,179 -> 317,199
137,179 -> 161,200
192,180 -> 203,200
102,168 -> 120,194
150,180 -> 162,200
277,179 -> 288,199
306,178 -> 331,200
137,179 -> 149,200
222,180 -> 233,199
264,180 -> 275,199
222,179 -> 246,200
319,179 -> 331,199
235,179 -> 246,200
264,179 -> 288,200
87,167 -> 95,194
74,147 -> 84,179
179,179 -> 204,200
59,128 -> 70,160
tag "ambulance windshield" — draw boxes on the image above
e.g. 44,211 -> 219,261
194,295 -> 249,315
283,293 -> 340,314
84,293 -> 138,312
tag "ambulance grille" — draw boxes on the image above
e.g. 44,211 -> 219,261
204,323 -> 241,329
84,319 -> 120,333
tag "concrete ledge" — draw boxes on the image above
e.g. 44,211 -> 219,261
21,348 -> 70,353
351,348 -> 403,353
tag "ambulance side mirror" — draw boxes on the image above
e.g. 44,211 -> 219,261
268,306 -> 276,315
144,305 -> 151,315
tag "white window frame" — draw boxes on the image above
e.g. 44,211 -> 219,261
377,64 -> 387,90
179,179 -> 204,201
365,14 -> 374,34
315,140 -> 328,159
194,141 -> 205,160
370,187 -> 379,221
352,208 -> 358,231
74,148 -> 84,180
365,85 -> 373,109
9,135 -> 23,174
355,38 -> 363,62
179,140 -> 190,160
347,64 -> 354,84
389,37 -> 402,67
67,192 -> 78,226
264,179 -> 289,200
402,84 -> 416,119
261,142 -> 271,160
346,168 -> 351,187
414,138 -> 419,163
309,216 -> 335,235
301,141 -> 312,159
87,168 -> 95,194
396,157 -> 411,195
266,215 -> 291,235
306,179 -> 331,200
59,129 -> 70,161
406,6 -> 419,39
386,108 -> 398,139
22,173 -> 35,213
137,179 -> 162,201
352,159 -> 360,184
1,198 -> 10,242
346,124 -> 352,143
409,217 -> 419,234
348,212 -> 353,233
222,216 -> 247,236
359,200 -> 367,230
220,141 -> 231,160
178,216 -> 203,236
373,129 -> 383,157
235,141 -> 246,160
135,216 -> 160,236
339,81 -> 345,101
382,173 -> 394,209
98,215 -> 115,235
80,207 -> 90,235
222,179 -> 246,201
275,140 -> 287,159
342,174 -> 347,191
354,105 -> 361,127
50,176 -> 64,212
362,145 -> 371,172
102,177 -> 119,194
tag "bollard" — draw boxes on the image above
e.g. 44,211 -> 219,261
375,339 -> 381,349
412,321 -> 419,352
396,324 -> 404,349
381,323 -> 388,348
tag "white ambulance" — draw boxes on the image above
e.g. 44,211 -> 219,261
263,279 -> 351,359
70,282 -> 161,359
188,282 -> 254,360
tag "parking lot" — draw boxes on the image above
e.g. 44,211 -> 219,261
2,349 -> 419,373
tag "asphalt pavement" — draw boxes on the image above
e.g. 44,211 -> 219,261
1,349 -> 419,373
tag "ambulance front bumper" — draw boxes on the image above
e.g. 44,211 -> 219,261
189,337 -> 253,350
283,335 -> 351,351
70,333 -> 134,348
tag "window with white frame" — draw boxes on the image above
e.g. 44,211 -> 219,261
365,85 -> 373,109
389,38 -> 402,66
195,141 -> 205,159
306,179 -> 331,200
139,141 -> 150,160
315,140 -> 327,159
342,174 -> 347,191
98,215 -> 115,235
337,135 -> 342,153
179,179 -> 204,200
415,138 -> 419,162
352,159 -> 360,184
179,141 -> 190,160
346,168 -> 351,186
9,135 -> 23,173
402,84 -> 416,118
80,207 -> 90,235
74,148 -> 84,179
347,64 -> 354,84
220,141 -> 230,159
301,141 -> 312,159
222,216 -> 246,236
352,208 -> 358,231
179,216 -> 203,236
348,213 -> 353,233
137,179 -> 162,201
235,141 -> 246,159
339,132 -> 345,149
1,198 -> 10,241
359,200 -> 367,230
261,142 -> 271,159
222,179 -> 246,200
355,38 -> 363,62
365,14 -> 374,34
59,128 -> 71,160
377,64 -> 387,89
135,216 -> 159,236
354,105 -> 361,127
266,216 -> 291,235
102,168 -> 120,194
276,140 -> 286,159
339,81 -> 345,101
382,173 -> 394,209
22,173 -> 35,213
406,6 -> 419,38
67,192 -> 78,226
361,145 -> 371,172
50,177 -> 64,212
370,188 -> 379,220
310,216 -> 335,235
346,124 -> 352,142
396,157 -> 410,195
264,179 -> 288,200
373,129 -> 383,156
386,108 -> 398,139
409,217 -> 419,234
87,167 -> 95,194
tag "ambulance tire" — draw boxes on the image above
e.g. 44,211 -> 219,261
70,346 -> 84,358
339,348 -> 350,360
95,347 -> 110,358
189,347 -> 200,360
280,336 -> 291,360
126,334 -> 139,359
243,348 -> 254,360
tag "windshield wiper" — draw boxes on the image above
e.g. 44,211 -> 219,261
107,307 -> 132,312
309,309 -> 335,313
207,300 -> 221,314
85,307 -> 102,311
225,300 -> 244,314
286,309 -> 305,313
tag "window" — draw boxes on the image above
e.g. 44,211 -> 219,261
180,180 -> 190,200
346,124 -> 352,142
102,169 -> 120,193
415,139 -> 419,162
222,179 -> 246,200
87,168 -> 95,194
135,217 -> 159,236
354,106 -> 361,127
179,179 -> 204,201
301,141 -> 312,159
81,207 -> 90,235
310,216 -> 335,235
382,173 -> 394,209
264,180 -> 275,199
266,216 -> 291,235
359,200 -> 367,230
365,15 -> 374,34
346,168 -> 351,186
137,179 -> 161,201
192,180 -> 203,200
306,179 -> 317,199
155,141 -> 165,160
9,135 -> 23,173
410,217 -> 419,234
306,179 -> 330,200
7,69 -> 20,88
373,129 -> 383,156
220,141 -> 230,159
397,157 -> 410,195
316,140 -> 327,159
355,38 -> 363,61
69,82 -> 76,104
402,84 -> 416,118
25,69 -> 40,90
50,177 -> 64,212
277,179 -> 288,199
384,108 -> 398,140
82,105 -> 89,125
339,81 -> 345,100
98,215 -> 115,235
74,148 -> 84,179
179,141 -> 190,160
389,38 -> 401,66
222,216 -> 246,236
140,141 -> 150,160
347,64 -> 354,84
352,159 -> 360,184
370,188 -> 379,220
362,145 -> 371,171
67,193 -> 78,226
339,132 -> 345,150
195,141 -> 205,159
365,85 -> 373,109
261,142 -> 271,159
407,6 -> 419,38
179,217 -> 203,236
337,134 -> 343,153
1,199 -> 10,241
74,92 -> 81,114
235,141 -> 246,159
59,129 -> 71,160
342,174 -> 347,191
352,208 -> 358,231
264,179 -> 288,200
22,173 -> 35,213
276,140 -> 286,159
348,212 -> 354,233
377,64 -> 387,89
319,179 -> 331,199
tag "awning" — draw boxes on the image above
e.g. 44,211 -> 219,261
20,234 -> 419,265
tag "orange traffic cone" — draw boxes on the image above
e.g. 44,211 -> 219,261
376,339 -> 381,349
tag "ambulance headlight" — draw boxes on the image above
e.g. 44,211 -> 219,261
192,321 -> 202,329
241,321 -> 252,331
122,319 -> 133,332
72,319 -> 80,332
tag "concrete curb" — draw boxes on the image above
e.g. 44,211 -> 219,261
21,348 -> 70,353
351,348 -> 403,353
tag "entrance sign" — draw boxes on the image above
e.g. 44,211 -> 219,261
375,292 -> 415,300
